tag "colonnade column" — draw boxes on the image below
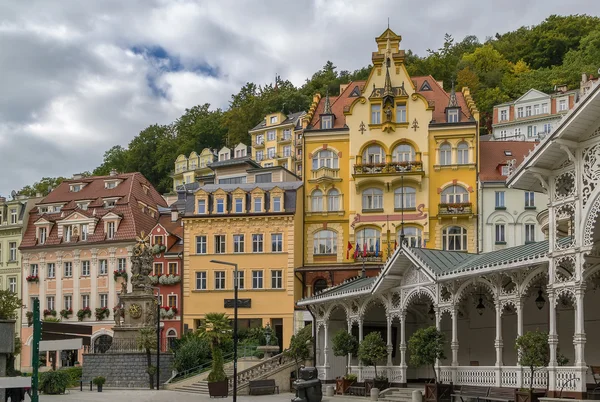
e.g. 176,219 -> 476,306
451,307 -> 459,384
515,299 -> 523,389
358,318 -> 364,381
315,322 -> 320,366
323,322 -> 330,370
348,321 -> 354,375
435,308 -> 442,377
399,310 -> 407,385
494,303 -> 503,387
574,285 -> 586,367
386,315 -> 393,367
547,291 -> 558,392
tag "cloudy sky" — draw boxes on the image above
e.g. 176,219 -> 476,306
1,0 -> 599,197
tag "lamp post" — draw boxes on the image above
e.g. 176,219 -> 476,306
211,259 -> 238,402
145,285 -> 161,390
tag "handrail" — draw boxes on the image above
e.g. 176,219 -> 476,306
228,350 -> 294,390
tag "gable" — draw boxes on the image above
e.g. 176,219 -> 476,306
516,89 -> 549,103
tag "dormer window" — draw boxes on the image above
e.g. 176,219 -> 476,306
447,109 -> 459,123
142,184 -> 149,194
501,165 -> 510,176
253,197 -> 262,212
70,184 -> 83,192
197,199 -> 206,214
64,225 -> 73,242
272,196 -> 281,212
321,116 -> 333,129
81,224 -> 88,241
106,182 -> 116,189
39,227 -> 47,244
270,116 -> 277,124
235,149 -> 246,158
216,199 -> 225,214
104,199 -> 117,208
234,198 -> 244,213
77,202 -> 89,210
107,222 -> 116,239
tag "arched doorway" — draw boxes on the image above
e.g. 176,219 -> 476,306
93,334 -> 113,354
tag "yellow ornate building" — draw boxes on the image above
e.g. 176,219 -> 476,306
172,149 -> 217,191
299,28 -> 479,294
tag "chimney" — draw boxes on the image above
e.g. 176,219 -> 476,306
0,197 -> 5,203
583,72 -> 588,83
72,173 -> 83,180
110,169 -> 118,177
36,192 -> 43,198
171,207 -> 179,222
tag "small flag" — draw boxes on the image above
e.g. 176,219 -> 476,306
375,240 -> 380,257
363,242 -> 367,257
347,241 -> 353,259
354,243 -> 360,259
394,240 -> 398,250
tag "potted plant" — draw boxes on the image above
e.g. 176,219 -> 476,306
332,329 -> 359,394
60,308 -> 73,319
92,376 -> 106,392
408,326 -> 451,402
77,307 -> 92,321
0,289 -> 21,355
199,312 -> 232,397
515,330 -> 549,402
358,331 -> 389,395
137,327 -> 158,389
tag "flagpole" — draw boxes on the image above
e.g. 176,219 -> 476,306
400,173 -> 405,245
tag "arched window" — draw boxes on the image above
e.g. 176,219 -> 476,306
313,230 -> 337,255
392,143 -> 415,162
362,145 -> 385,164
457,142 -> 469,164
93,335 -> 113,354
311,190 -> 323,212
442,226 -> 467,251
439,143 -> 452,165
356,228 -> 381,253
312,150 -> 339,170
313,279 -> 328,294
441,185 -> 469,204
362,188 -> 383,210
394,187 -> 416,209
327,189 -> 340,212
166,329 -> 177,351
397,227 -> 422,248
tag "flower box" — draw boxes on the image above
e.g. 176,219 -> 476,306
26,275 -> 39,283
95,307 -> 110,321
113,270 -> 128,281
77,307 -> 92,321
60,308 -> 73,319
43,309 -> 57,317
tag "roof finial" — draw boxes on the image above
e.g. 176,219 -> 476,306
387,17 -> 389,29
448,80 -> 458,108
323,88 -> 332,115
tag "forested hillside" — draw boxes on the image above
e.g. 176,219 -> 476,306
20,14 -> 600,195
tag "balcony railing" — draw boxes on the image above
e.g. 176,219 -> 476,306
306,195 -> 344,214
310,167 -> 341,181
279,135 -> 292,143
352,252 -> 383,262
354,161 -> 423,175
254,141 -> 265,148
438,202 -> 473,215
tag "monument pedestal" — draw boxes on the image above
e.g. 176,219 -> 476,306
110,291 -> 156,352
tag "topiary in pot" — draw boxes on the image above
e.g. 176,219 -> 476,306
199,312 -> 232,397
408,326 -> 446,383
357,332 -> 388,381
332,329 -> 359,394
92,376 -> 106,392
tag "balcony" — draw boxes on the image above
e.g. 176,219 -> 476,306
306,195 -> 344,216
254,141 -> 265,148
279,135 -> 292,144
353,161 -> 424,176
438,202 -> 473,217
352,252 -> 383,263
294,138 -> 302,147
309,167 -> 342,183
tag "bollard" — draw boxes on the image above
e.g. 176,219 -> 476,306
370,387 -> 379,401
412,389 -> 423,402
326,385 -> 335,397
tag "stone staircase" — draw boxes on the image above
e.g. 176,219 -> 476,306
379,387 -> 422,402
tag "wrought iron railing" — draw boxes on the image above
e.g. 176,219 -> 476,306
354,161 -> 423,175
438,202 -> 473,215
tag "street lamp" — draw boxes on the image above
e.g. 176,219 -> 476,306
211,259 -> 239,402
145,285 -> 161,390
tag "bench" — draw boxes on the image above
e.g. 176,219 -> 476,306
452,386 -> 515,402
249,379 -> 279,395
591,366 -> 600,391
451,385 -> 490,402
347,385 -> 366,397
485,387 -> 516,402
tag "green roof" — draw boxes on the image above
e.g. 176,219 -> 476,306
297,276 -> 376,305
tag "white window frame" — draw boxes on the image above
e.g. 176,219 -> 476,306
64,261 -> 73,277
362,188 -> 383,210
81,294 -> 90,309
442,226 -> 468,251
525,224 -> 536,243
252,234 -> 264,253
394,187 -> 416,209
100,294 -> 108,308
439,143 -> 452,165
195,272 -> 207,290
457,142 -> 469,164
271,233 -> 283,252
233,234 -> 245,253
525,191 -> 535,208
271,270 -> 283,289
495,191 -> 505,208
196,235 -> 207,254
81,260 -> 90,276
252,270 -> 264,289
396,103 -> 407,123
495,224 -> 506,243
99,260 -> 108,275
215,271 -> 226,290
214,235 -> 226,254
313,230 -> 337,255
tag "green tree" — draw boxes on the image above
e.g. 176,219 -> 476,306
137,327 -> 158,389
18,177 -> 66,197
0,289 -> 22,320
515,330 -> 549,391
93,145 -> 129,176
332,330 -> 359,375
357,332 -> 388,379
285,324 -> 313,377
172,333 -> 211,373
198,313 -> 232,383
408,326 -> 446,383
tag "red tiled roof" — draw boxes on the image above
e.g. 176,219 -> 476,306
156,214 -> 183,239
20,173 -> 167,249
412,76 -> 473,123
479,141 -> 537,182
309,81 -> 366,129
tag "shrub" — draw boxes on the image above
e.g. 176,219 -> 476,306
0,289 -> 23,320
207,347 -> 226,382
408,326 -> 446,383
92,376 -> 106,386
357,332 -> 388,379
60,366 -> 82,388
172,334 -> 211,373
39,370 -> 70,394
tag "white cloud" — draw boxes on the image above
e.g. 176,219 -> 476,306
1,0 -> 600,196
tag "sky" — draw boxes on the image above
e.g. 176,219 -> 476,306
1,0 -> 600,197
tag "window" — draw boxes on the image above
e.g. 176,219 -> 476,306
269,115 -> 277,124
501,165 -> 510,176
255,150 -> 264,161
234,271 -> 244,289
8,277 -> 17,293
311,190 -> 323,212
252,271 -> 263,289
543,123 -> 552,134
362,145 -> 384,164
46,296 -> 55,311
235,198 -> 243,213
107,221 -> 115,239
527,125 -> 537,138
82,295 -> 90,309
215,271 -> 226,290
394,187 -> 416,209
441,185 -> 469,204
253,197 -> 262,212
64,225 -> 73,242
215,235 -> 226,254
312,150 -> 339,169
168,262 -> 177,275
168,295 -> 177,308
271,233 -> 283,252
100,294 -> 108,308
64,295 -> 72,310
525,106 -> 532,117
517,107 -> 524,118
196,236 -> 207,254
64,262 -> 73,277
363,188 -> 383,210
118,258 -> 126,271
272,197 -> 281,212
495,224 -> 506,243
396,103 -> 407,122
328,189 -> 340,211
252,234 -> 263,253
457,142 -> 469,164
398,227 -> 422,248
313,230 -> 337,255
356,228 -> 380,253
321,116 -> 333,129
197,199 -> 206,214
82,261 -> 90,276
30,264 -> 38,277
371,104 -> 381,124
256,134 -> 264,145
99,260 -> 108,275
255,173 -> 272,183
559,99 -> 567,111
283,146 -> 292,157
219,176 -> 246,185
495,191 -> 505,208
439,143 -> 452,165
500,130 -> 507,140
271,270 -> 283,289
195,272 -> 207,290
81,224 -> 88,241
525,224 -> 536,243
39,227 -> 47,244
392,143 -> 415,162
233,234 -> 245,253
8,242 -> 16,261
514,128 -> 522,137
216,199 -> 225,214
500,110 -> 507,121
534,104 -> 540,115
154,263 -> 163,275
525,191 -> 535,208
267,147 -> 276,159
542,103 -> 549,114
10,208 -> 17,224
447,109 -> 459,123
313,279 -> 328,294
442,226 -> 468,251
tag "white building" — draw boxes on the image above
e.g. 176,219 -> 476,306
478,140 -> 548,252
298,82 -> 600,398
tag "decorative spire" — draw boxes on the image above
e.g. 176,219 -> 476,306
448,80 -> 458,108
383,58 -> 393,99
323,88 -> 332,115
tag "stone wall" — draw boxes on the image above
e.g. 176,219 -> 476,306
83,352 -> 173,388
